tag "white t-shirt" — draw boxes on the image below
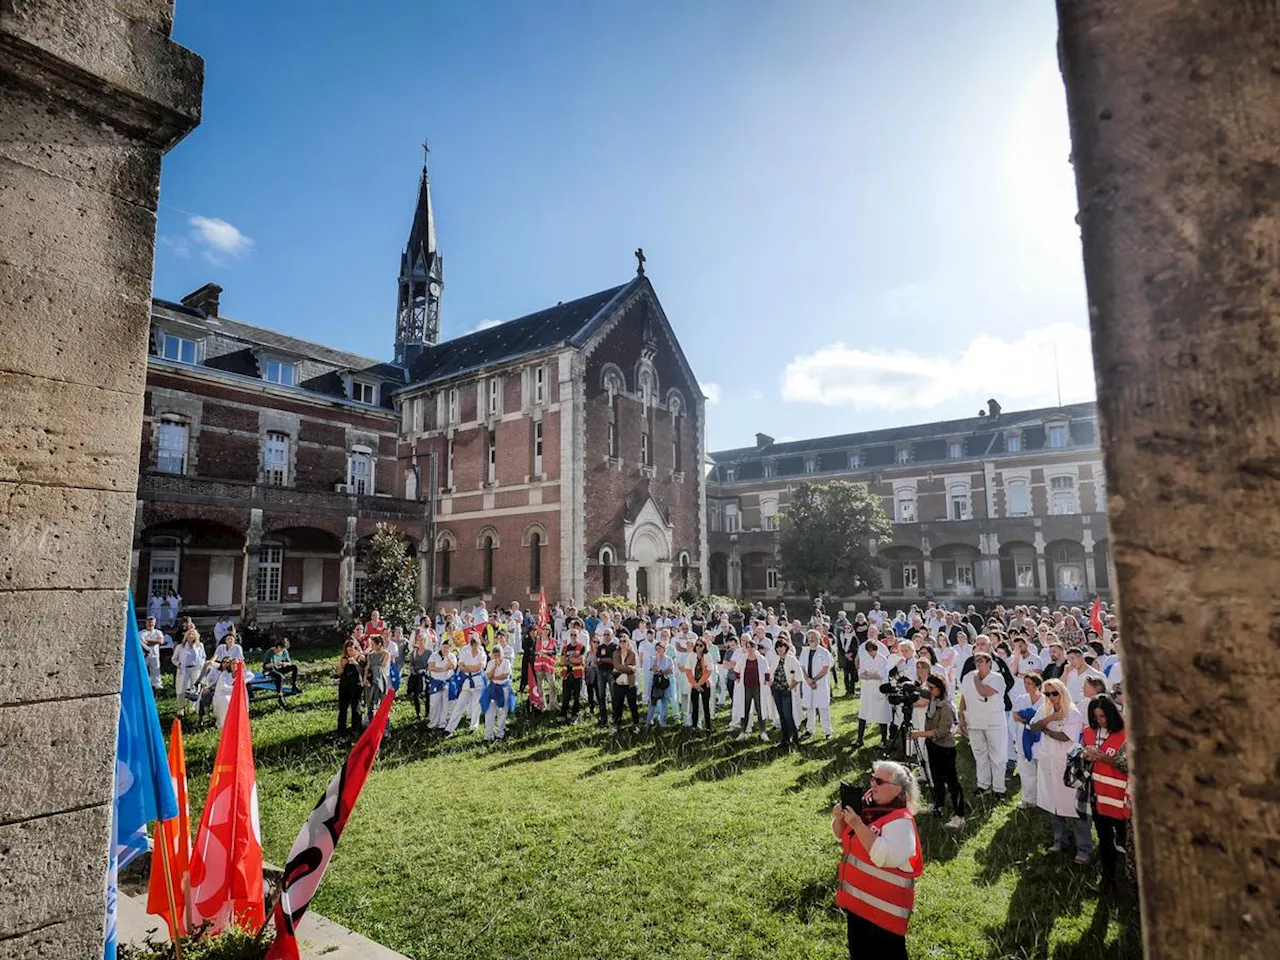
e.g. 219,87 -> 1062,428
868,816 -> 918,871
140,628 -> 166,659
961,669 -> 1007,728
213,641 -> 244,663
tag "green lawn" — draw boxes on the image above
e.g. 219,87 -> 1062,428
167,649 -> 1142,960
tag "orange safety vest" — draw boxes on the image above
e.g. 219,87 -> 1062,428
1083,728 -> 1130,820
534,638 -> 558,673
835,808 -> 924,936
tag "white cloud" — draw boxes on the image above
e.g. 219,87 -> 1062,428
169,215 -> 254,265
469,318 -> 505,334
700,381 -> 721,405
781,323 -> 1095,412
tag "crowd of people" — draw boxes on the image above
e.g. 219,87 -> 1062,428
151,593 -> 1131,914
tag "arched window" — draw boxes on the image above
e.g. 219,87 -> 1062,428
604,370 -> 623,459
679,551 -> 690,588
529,532 -> 542,590
600,546 -> 614,595
404,468 -> 418,502
436,532 -> 455,591
482,534 -> 495,590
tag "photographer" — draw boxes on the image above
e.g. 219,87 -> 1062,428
830,760 -> 923,960
910,675 -> 965,828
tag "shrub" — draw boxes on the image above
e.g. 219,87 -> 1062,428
119,923 -> 271,960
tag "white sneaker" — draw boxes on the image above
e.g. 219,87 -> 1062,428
736,732 -> 749,742
946,816 -> 966,829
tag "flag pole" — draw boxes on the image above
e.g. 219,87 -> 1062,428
156,825 -> 184,960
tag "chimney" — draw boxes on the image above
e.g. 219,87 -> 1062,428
181,282 -> 222,317
755,432 -> 774,450
987,398 -> 1002,418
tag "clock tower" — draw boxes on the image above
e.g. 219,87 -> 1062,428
395,153 -> 443,364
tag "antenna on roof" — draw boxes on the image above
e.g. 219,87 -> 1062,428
1053,342 -> 1063,407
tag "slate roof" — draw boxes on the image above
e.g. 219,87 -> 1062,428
406,280 -> 636,386
710,401 -> 1099,463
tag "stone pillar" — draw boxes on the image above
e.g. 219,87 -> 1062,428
1081,529 -> 1097,594
1058,3 -> 1280,955
0,5 -> 201,956
1033,532 -> 1048,602
624,561 -> 639,603
240,508 -> 263,625
338,516 -> 358,620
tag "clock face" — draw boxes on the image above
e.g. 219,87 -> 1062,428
429,281 -> 441,297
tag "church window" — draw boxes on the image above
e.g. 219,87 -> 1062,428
600,546 -> 614,595
529,531 -> 542,590
679,551 -> 690,588
641,416 -> 652,466
608,391 -> 619,458
264,359 -> 297,387
481,534 -> 495,590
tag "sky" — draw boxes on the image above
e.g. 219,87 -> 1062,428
157,0 -> 1095,452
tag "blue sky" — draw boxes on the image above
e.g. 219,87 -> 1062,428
158,0 -> 1094,452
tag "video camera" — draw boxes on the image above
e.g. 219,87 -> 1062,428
879,676 -> 926,707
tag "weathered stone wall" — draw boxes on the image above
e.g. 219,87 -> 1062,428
1058,1 -> 1280,956
0,3 -> 201,956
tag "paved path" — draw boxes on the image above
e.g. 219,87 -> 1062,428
115,887 -> 408,959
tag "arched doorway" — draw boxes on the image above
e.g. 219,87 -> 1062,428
1046,539 -> 1087,603
624,497 -> 673,604
635,567 -> 649,602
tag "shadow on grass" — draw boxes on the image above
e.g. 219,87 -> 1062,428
769,874 -> 841,926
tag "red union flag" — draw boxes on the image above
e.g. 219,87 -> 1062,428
1089,598 -> 1104,635
189,663 -> 264,932
265,691 -> 395,960
147,719 -> 192,939
537,587 -> 549,631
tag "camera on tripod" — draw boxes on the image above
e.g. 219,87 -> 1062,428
879,676 -> 926,707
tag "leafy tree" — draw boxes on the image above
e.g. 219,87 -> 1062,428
776,480 -> 893,597
362,523 -> 419,629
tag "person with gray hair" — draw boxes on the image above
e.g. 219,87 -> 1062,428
831,759 -> 923,959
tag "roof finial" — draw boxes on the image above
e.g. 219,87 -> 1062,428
635,247 -> 646,277
421,138 -> 430,175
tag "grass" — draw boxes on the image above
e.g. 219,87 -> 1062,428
165,649 -> 1142,960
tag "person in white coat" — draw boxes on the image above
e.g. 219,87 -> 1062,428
211,660 -> 237,729
1031,678 -> 1093,862
427,639 -> 457,729
172,628 -> 206,717
1010,672 -> 1046,808
799,629 -> 834,738
767,637 -> 804,748
729,637 -> 772,739
445,636 -> 488,735
855,639 -> 892,747
959,651 -> 1008,797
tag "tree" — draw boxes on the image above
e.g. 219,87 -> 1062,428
776,481 -> 893,597
362,523 -> 418,629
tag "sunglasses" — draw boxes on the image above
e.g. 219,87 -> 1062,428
1046,691 -> 1061,698
870,774 -> 897,788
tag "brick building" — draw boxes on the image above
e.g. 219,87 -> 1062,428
133,160 -> 705,626
706,399 -> 1112,607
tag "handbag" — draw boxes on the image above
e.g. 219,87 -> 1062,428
651,673 -> 671,694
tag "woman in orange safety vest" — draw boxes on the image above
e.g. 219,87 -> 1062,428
1082,693 -> 1130,888
831,759 -> 924,960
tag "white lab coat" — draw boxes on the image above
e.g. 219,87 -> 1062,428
798,645 -> 833,713
1034,701 -> 1085,817
857,652 -> 892,724
729,652 -> 774,727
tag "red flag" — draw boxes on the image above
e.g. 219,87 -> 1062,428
147,719 -> 192,939
537,588 -> 550,631
265,692 -> 396,960
526,657 -> 545,711
1089,598 -> 1103,635
189,663 -> 264,933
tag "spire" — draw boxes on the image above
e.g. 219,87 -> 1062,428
396,144 -> 443,363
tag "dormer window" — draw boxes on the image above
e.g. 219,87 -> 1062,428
159,332 -> 203,365
1047,423 -> 1069,448
1006,432 -> 1022,453
352,380 -> 376,405
948,440 -> 964,460
264,359 -> 297,386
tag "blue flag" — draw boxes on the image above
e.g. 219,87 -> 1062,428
105,592 -> 179,960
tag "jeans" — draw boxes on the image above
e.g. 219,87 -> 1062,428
925,741 -> 965,817
739,685 -> 765,731
1052,814 -> 1095,856
689,685 -> 712,729
594,669 -> 614,724
771,688 -> 798,745
612,682 -> 639,726
649,695 -> 669,726
1094,809 -> 1126,879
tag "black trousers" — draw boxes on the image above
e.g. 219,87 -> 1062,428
689,685 -> 712,729
842,657 -> 857,693
856,719 -> 889,744
265,663 -> 299,691
337,680 -> 364,732
925,740 -> 965,817
612,682 -> 639,725
407,673 -> 428,717
586,668 -> 598,708
518,652 -> 531,691
1094,809 -> 1127,881
560,675 -> 582,717
845,910 -> 907,960
739,685 -> 765,731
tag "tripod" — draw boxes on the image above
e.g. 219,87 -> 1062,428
894,698 -> 938,811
